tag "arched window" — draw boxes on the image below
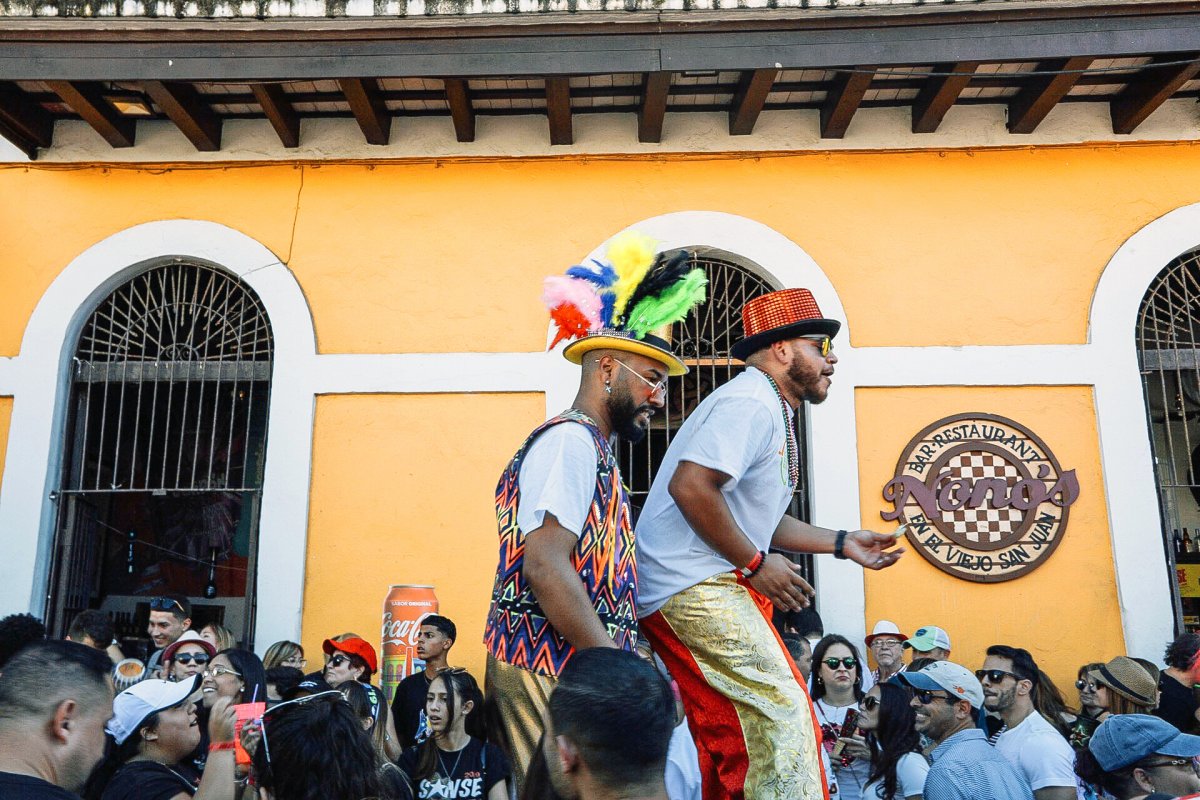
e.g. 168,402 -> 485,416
47,262 -> 274,649
1139,247 -> 1200,635
619,248 -> 816,590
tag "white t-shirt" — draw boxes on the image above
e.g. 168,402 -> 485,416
995,711 -> 1076,791
665,717 -> 702,800
636,369 -> 797,615
516,422 -> 598,538
862,752 -> 930,800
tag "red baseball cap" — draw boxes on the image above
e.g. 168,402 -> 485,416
322,636 -> 377,674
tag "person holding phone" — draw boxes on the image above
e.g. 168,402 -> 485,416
812,635 -> 871,800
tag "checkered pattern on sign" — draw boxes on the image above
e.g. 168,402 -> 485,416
941,451 -> 1024,543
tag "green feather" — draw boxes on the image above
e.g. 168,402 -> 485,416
626,269 -> 708,338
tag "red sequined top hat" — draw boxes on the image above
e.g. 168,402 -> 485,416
731,288 -> 841,362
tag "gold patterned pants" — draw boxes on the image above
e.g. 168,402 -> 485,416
640,571 -> 828,800
484,654 -> 558,796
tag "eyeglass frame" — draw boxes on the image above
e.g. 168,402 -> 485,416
1136,757 -> 1195,771
869,638 -> 903,649
800,335 -> 833,358
1075,679 -> 1103,692
149,596 -> 186,614
204,665 -> 242,679
173,653 -> 211,665
822,657 -> 858,670
912,688 -> 957,706
611,358 -> 669,396
860,695 -> 881,711
327,653 -> 353,669
282,656 -> 307,668
976,668 -> 1025,684
258,690 -> 345,770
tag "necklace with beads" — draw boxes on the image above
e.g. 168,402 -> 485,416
760,371 -> 800,488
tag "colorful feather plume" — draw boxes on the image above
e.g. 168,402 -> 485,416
543,275 -> 602,348
607,231 -> 657,319
625,268 -> 708,338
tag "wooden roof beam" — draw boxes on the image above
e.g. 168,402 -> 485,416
1006,57 -> 1093,134
0,81 -> 53,158
338,78 -> 390,145
728,68 -> 778,136
1111,53 -> 1200,135
251,82 -> 300,148
546,76 -> 572,146
911,62 -> 978,134
143,80 -> 221,151
638,71 -> 671,144
820,67 -> 875,139
46,80 -> 135,148
443,78 -> 475,143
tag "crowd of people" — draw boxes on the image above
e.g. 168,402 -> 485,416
5,244 -> 1200,800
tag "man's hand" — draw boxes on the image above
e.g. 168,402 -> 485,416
842,530 -> 904,570
748,553 -> 814,611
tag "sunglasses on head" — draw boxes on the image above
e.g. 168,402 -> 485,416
259,691 -> 345,769
174,653 -> 210,665
975,669 -> 1021,684
149,597 -> 185,614
912,689 -> 955,705
801,335 -> 832,358
823,657 -> 857,670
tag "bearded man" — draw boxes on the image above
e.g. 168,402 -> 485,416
484,235 -> 706,792
636,288 -> 903,800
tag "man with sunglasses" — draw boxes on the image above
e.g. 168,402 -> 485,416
636,288 -> 903,800
981,646 -> 1076,800
484,244 -> 706,793
145,594 -> 192,679
897,662 -> 1033,800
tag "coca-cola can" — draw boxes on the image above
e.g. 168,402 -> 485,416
381,585 -> 438,703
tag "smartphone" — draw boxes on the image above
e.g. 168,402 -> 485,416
830,709 -> 861,760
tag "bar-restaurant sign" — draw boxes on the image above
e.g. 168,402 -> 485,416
881,413 -> 1080,583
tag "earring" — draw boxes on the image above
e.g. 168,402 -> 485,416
604,381 -> 612,395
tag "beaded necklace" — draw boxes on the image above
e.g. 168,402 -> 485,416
760,370 -> 800,488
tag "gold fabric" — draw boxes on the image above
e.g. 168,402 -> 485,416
485,653 -> 558,795
657,572 -> 826,800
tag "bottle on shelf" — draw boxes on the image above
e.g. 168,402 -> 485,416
1176,529 -> 1184,557
1186,529 -> 1194,555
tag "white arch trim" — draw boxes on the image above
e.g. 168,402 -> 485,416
569,212 -> 869,646
0,220 -> 319,648
1089,203 -> 1200,660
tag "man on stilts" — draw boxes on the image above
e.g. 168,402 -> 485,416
483,233 -> 707,793
637,288 -> 904,800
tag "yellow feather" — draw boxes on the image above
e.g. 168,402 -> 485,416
607,231 -> 657,318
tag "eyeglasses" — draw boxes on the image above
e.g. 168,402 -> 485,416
174,653 -> 211,666
1076,679 -> 1101,692
282,657 -> 307,668
204,665 -> 242,678
860,695 -> 880,711
870,639 -> 902,649
149,597 -> 186,614
976,669 -> 1022,684
1138,758 -> 1194,770
327,654 -> 351,668
259,691 -> 344,769
912,689 -> 955,705
801,335 -> 832,358
823,657 -> 858,670
612,358 -> 668,397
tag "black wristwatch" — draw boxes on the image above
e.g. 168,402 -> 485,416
833,529 -> 848,560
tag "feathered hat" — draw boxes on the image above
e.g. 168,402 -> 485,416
543,232 -> 708,376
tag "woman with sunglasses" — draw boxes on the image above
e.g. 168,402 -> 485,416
164,631 -> 216,683
855,683 -> 928,800
86,677 -> 238,800
398,669 -> 510,800
1085,656 -> 1158,722
812,634 -> 871,800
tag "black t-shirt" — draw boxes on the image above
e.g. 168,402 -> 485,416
397,738 -> 510,800
100,760 -> 197,800
1155,672 -> 1199,733
391,671 -> 432,749
0,772 -> 80,800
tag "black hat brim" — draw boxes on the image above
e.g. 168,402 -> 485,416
731,318 -> 841,362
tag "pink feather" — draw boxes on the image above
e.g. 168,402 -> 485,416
542,276 -> 602,331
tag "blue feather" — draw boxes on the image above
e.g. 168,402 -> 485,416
600,294 -> 616,328
567,261 -> 617,288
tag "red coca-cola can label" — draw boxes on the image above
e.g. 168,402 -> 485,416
381,585 -> 438,703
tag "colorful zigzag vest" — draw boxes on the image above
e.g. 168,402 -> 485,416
484,410 -> 637,677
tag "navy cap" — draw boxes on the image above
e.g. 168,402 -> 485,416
1089,714 -> 1200,771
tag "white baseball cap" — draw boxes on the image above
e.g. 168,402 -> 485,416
106,675 -> 201,744
865,620 -> 908,647
896,661 -> 984,709
903,625 -> 951,653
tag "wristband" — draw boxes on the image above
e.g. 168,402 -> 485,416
740,550 -> 766,578
833,530 -> 848,560
209,741 -> 236,752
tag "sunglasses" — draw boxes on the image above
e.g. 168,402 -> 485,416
149,597 -> 186,614
976,669 -> 1021,683
860,695 -> 880,711
260,691 -> 344,769
801,335 -> 832,358
1075,679 -> 1100,692
328,654 -> 352,668
204,665 -> 242,678
912,689 -> 955,705
174,653 -> 211,666
613,358 -> 668,396
823,657 -> 857,670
